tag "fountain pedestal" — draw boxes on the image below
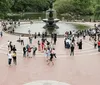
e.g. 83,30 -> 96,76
43,0 -> 59,33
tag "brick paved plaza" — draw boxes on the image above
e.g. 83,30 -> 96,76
0,22 -> 100,85
0,21 -> 100,85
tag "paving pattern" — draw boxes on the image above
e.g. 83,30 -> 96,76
0,24 -> 100,85
0,35 -> 99,57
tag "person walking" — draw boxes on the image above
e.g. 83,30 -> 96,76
78,39 -> 82,49
7,51 -> 12,66
28,46 -> 32,57
12,51 -> 17,65
54,33 -> 57,45
41,40 -> 44,52
72,36 -> 75,43
0,31 -> 3,37
44,48 -> 48,61
32,45 -> 37,56
47,51 -> 54,65
21,39 -> 24,45
38,32 -> 41,38
94,39 -> 97,49
26,44 -> 30,57
70,42 -> 75,56
38,40 -> 41,51
34,32 -> 37,39
12,45 -> 17,52
83,32 -> 86,39
98,40 -> 100,52
23,46 -> 26,57
52,48 -> 56,58
51,33 -> 53,43
47,41 -> 50,49
46,48 -> 51,61
9,41 -> 13,51
29,37 -> 32,44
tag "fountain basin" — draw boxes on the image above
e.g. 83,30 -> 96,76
14,21 -> 77,36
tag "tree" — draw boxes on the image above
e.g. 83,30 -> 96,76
0,0 -> 11,18
94,5 -> 100,20
72,0 -> 93,16
54,0 -> 93,20
54,0 -> 73,14
11,0 -> 50,12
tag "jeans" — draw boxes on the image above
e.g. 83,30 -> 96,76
8,59 -> 12,65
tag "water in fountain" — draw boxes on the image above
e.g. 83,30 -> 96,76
15,22 -> 76,36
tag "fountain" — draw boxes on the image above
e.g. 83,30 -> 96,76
14,0 -> 76,36
43,0 -> 59,33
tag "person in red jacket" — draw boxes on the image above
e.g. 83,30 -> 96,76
98,40 -> 100,52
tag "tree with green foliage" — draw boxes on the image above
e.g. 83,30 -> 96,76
72,0 -> 93,16
0,0 -> 100,20
54,0 -> 93,16
0,0 -> 12,18
11,0 -> 50,12
94,5 -> 100,20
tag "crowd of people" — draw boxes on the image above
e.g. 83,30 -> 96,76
1,20 -> 100,66
7,32 -> 57,66
1,19 -> 20,33
64,24 -> 100,56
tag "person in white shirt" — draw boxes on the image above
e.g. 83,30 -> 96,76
7,51 -> 12,66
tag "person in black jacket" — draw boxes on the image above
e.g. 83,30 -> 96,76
54,33 -> 57,45
12,45 -> 17,52
23,47 -> 26,57
34,32 -> 37,39
47,52 -> 54,65
78,39 -> 82,49
70,43 -> 75,56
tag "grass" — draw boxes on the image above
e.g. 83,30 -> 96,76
73,23 -> 90,30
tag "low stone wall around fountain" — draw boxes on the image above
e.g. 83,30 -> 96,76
14,21 -> 76,37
